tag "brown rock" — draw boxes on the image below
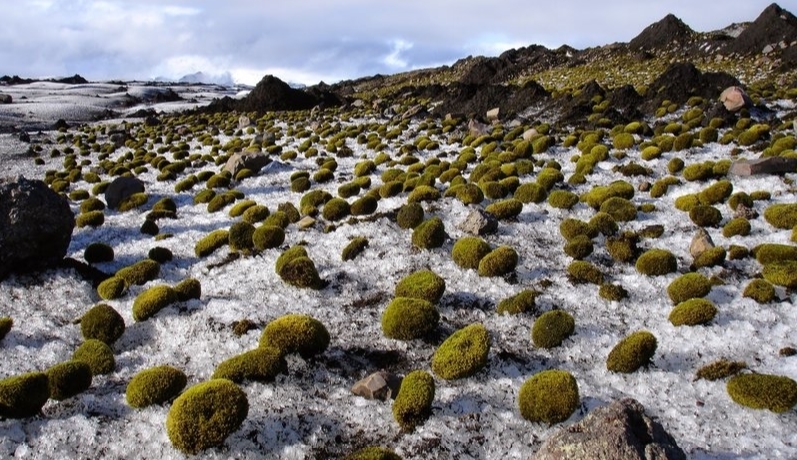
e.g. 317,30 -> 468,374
719,86 -> 752,112
351,371 -> 401,401
690,228 -> 715,259
523,128 -> 539,141
458,209 -> 498,236
733,204 -> 758,220
297,216 -> 316,230
486,107 -> 500,121
0,93 -> 12,104
468,118 -> 491,137
729,157 -> 797,176
223,151 -> 271,177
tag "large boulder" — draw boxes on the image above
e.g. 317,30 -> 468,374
532,398 -> 686,460
105,176 -> 145,210
719,86 -> 753,112
223,151 -> 271,177
0,177 -> 75,280
0,94 -> 11,104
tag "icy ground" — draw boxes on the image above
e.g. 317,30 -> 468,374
0,102 -> 796,459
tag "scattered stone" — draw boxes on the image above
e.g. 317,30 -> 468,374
523,128 -> 539,141
458,209 -> 498,236
53,119 -> 69,130
351,99 -> 365,108
734,204 -> 758,220
297,216 -> 316,230
351,371 -> 401,401
532,398 -> 686,460
0,177 -> 75,280
468,118 -> 491,136
223,151 -> 271,177
144,115 -> 161,127
0,93 -> 11,104
486,107 -> 500,121
780,347 -> 797,357
690,228 -> 715,259
719,86 -> 753,112
238,115 -> 251,129
401,104 -> 425,120
105,176 -> 145,210
109,131 -> 127,148
18,132 -> 30,143
729,157 -> 797,176
638,181 -> 651,192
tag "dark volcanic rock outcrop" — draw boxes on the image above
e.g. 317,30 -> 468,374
432,80 -> 549,119
642,62 -> 740,112
629,14 -> 695,51
205,75 -> 342,114
724,3 -> 797,55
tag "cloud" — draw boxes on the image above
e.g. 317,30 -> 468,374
0,0 -> 783,85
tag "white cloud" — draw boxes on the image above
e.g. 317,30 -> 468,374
382,39 -> 414,69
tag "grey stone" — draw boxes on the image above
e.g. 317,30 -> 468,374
734,204 -> 758,220
105,176 -> 145,210
223,151 -> 271,178
296,216 -> 316,230
109,131 -> 128,148
638,181 -> 651,192
238,115 -> 252,129
351,371 -> 401,401
719,86 -> 752,112
458,209 -> 498,236
486,107 -> 500,121
523,128 -> 539,141
0,93 -> 12,104
729,157 -> 797,176
0,177 -> 74,280
468,118 -> 491,137
532,398 -> 686,460
352,99 -> 365,108
401,104 -> 425,120
689,228 -> 715,259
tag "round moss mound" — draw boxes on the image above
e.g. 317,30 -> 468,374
589,212 -> 618,236
396,202 -> 424,229
667,273 -> 712,304
563,234 -> 594,260
559,218 -> 597,241
381,297 -> 439,340
212,347 -> 287,383
762,260 -> 797,288
689,205 -> 723,227
228,221 -> 256,252
166,379 -> 249,455
116,259 -> 160,286
126,365 -> 187,408
97,276 -> 126,300
195,229 -> 230,257
514,182 -> 547,204
132,285 -> 178,322
485,198 -> 523,220
278,256 -> 323,289
259,314 -> 330,359
532,310 -> 575,349
764,203 -> 797,229
80,303 -> 125,344
478,246 -> 518,277
46,361 -> 92,401
0,372 -> 50,418
753,243 -> 797,265
743,279 -> 776,304
147,246 -> 173,264
84,242 -> 114,264
392,370 -> 435,431
174,278 -> 202,301
73,339 -> 115,375
548,190 -> 579,210
351,195 -> 378,216
599,197 -> 637,222
695,359 -> 747,381
567,260 -> 604,285
322,197 -> 351,221
452,237 -> 492,270
344,446 -> 402,460
411,217 -> 446,249
518,370 -> 579,425
431,324 -> 490,380
669,298 -> 718,326
606,331 -> 657,373
252,225 -> 285,250
497,290 -> 537,315
693,246 -> 726,269
76,210 -> 105,228
722,218 -> 751,238
395,269 -> 446,304
727,373 -> 797,413
0,316 -> 11,342
408,185 -> 440,203
599,283 -> 628,301
342,236 -> 369,261
635,249 -> 677,276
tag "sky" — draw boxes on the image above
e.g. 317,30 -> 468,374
0,0 -> 793,86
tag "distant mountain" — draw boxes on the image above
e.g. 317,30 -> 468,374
177,71 -> 234,87
628,13 -> 695,51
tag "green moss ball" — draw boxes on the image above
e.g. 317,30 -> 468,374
513,182 -> 547,204
80,303 -> 125,344
173,278 -> 201,302
0,372 -> 50,418
743,279 -> 776,304
764,204 -> 797,229
589,212 -> 618,236
727,373 -> 797,413
73,339 -> 115,375
116,259 -> 160,286
599,197 -> 637,222
567,260 -> 604,284
342,236 -> 369,261
606,331 -> 657,373
97,276 -> 126,300
322,198 -> 351,221
613,132 -> 635,150
344,446 -> 402,460
212,347 -> 287,383
126,365 -> 187,408
381,297 -> 439,340
408,185 -> 440,203
563,235 -> 594,260
395,270 -> 446,304
46,361 -> 92,401
259,314 -> 330,359
132,285 -> 178,322
693,246 -> 726,269
252,225 -> 285,251
278,256 -> 323,289
228,221 -> 256,252
195,229 -> 230,258
0,316 -> 12,342
689,205 -> 722,227
518,370 -> 579,425
695,359 -> 747,381
762,260 -> 797,288
275,246 -> 308,274
452,237 -> 491,270
351,195 -> 379,216
242,204 -> 270,224
532,310 -> 575,349
667,273 -> 712,304
753,243 -> 797,265
722,218 -> 751,238
548,190 -> 579,210
84,242 -> 114,264
635,249 -> 677,276
431,324 -> 490,380
698,180 -> 733,205
166,379 -> 249,454
478,246 -> 518,277
146,247 -> 172,264
396,202 -> 424,229
559,218 -> 597,241
497,290 -> 537,315
486,198 -> 523,220
76,210 -> 105,228
411,217 -> 446,250
392,370 -> 435,431
599,283 -> 628,301
669,298 -> 718,326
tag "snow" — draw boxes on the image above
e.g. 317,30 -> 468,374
1,103 -> 797,459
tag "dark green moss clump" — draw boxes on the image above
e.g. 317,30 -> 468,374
669,298 -> 718,326
478,246 -> 518,277
228,221 -> 256,253
395,269 -> 446,303
635,249 -> 677,276
764,203 -> 797,229
46,361 -> 92,401
411,217 -> 446,249
344,446 -> 402,460
116,259 -> 160,286
695,359 -> 747,381
763,260 -> 797,288
126,365 -> 188,408
322,198 -> 351,221
212,347 -> 287,383
518,370 -> 579,425
486,198 -> 523,220
564,235 -> 594,260
743,279 -> 776,303
532,310 -> 575,349
132,285 -> 178,322
431,323 -> 490,380
392,370 -> 435,431
497,290 -> 537,315
84,242 -> 114,264
0,372 -> 50,418
80,304 -> 125,344
72,339 -> 115,375
753,243 -> 797,265
598,283 -> 628,301
166,379 -> 249,454
174,278 -> 202,302
689,205 -> 722,227
452,237 -> 492,270
382,297 -> 439,340
727,373 -> 797,413
599,197 -> 637,222
567,260 -> 604,284
0,316 -> 11,342
252,225 -> 285,251
606,331 -> 657,373
278,253 -> 323,289
195,229 -> 230,257
342,236 -> 369,261
259,314 -> 330,359
667,272 -> 712,304
97,276 -> 126,300
396,202 -> 424,229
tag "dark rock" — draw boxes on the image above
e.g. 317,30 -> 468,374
223,151 -> 271,177
724,4 -> 797,56
458,209 -> 498,236
629,14 -> 695,51
18,132 -> 30,143
532,398 -> 686,460
729,157 -> 797,176
105,176 -> 145,210
433,80 -> 549,120
231,75 -> 320,114
55,74 -> 88,85
53,119 -> 69,130
109,131 -> 127,148
642,62 -> 740,113
144,115 -> 161,127
734,204 -> 759,220
0,94 -> 11,104
0,177 -> 75,280
351,371 -> 402,401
